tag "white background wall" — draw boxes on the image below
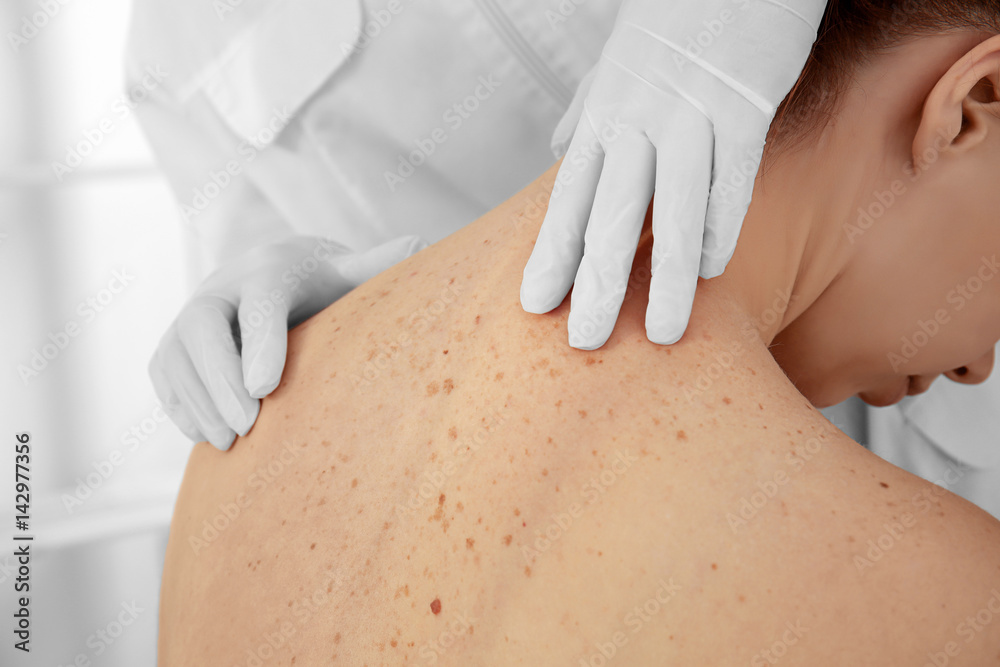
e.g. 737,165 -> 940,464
0,1 -> 196,664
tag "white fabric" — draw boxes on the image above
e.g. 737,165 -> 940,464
126,0 -> 622,268
826,342 -> 1000,519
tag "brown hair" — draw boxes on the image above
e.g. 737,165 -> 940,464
768,0 -> 1000,151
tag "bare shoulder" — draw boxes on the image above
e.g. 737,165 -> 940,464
829,441 -> 1000,664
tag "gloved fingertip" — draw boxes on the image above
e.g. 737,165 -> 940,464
698,259 -> 727,281
247,376 -> 281,400
211,429 -> 237,452
519,287 -> 560,315
235,400 -> 261,437
647,326 -> 685,346
568,325 -> 611,351
245,355 -> 282,398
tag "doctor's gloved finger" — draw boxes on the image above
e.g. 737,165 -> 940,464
159,341 -> 237,451
521,116 -> 605,314
551,63 -> 599,158
567,134 -> 657,350
700,124 -> 770,278
335,235 -> 429,286
176,296 -> 260,438
238,291 -> 291,399
645,115 -> 714,345
148,348 -> 207,443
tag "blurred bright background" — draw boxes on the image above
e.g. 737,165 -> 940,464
0,1 -> 199,663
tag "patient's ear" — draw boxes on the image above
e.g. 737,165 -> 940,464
914,34 -> 1000,170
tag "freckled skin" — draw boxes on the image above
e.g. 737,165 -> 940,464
160,165 -> 1000,666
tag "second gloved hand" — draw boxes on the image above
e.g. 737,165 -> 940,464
522,0 -> 827,349
150,234 -> 427,450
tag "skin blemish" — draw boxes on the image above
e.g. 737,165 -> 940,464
525,567 -> 532,578
334,633 -> 341,644
475,315 -> 481,325
430,599 -> 442,615
711,563 -> 718,570
443,379 -> 455,394
585,357 -> 597,366
448,426 -> 458,440
503,535 -> 512,546
443,350 -> 449,355
439,494 -> 446,506
578,410 -> 588,419
513,508 -> 520,517
494,372 -> 504,382
351,478 -> 358,488
722,397 -> 732,405
466,538 -> 475,550
677,431 -> 687,441
321,440 -> 331,447
310,543 -> 316,550
880,482 -> 890,488
427,382 -> 440,396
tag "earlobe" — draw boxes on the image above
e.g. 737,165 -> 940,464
913,34 -> 1000,170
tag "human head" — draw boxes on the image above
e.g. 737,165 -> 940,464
728,1 -> 1000,407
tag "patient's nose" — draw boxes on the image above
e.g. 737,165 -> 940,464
945,348 -> 995,385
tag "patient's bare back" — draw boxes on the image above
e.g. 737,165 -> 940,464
159,165 -> 1000,666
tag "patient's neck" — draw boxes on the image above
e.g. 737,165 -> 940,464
711,32 -> 985,347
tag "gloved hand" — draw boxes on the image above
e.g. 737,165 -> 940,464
521,0 -> 827,349
150,234 -> 427,450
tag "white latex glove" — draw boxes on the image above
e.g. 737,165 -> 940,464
522,0 -> 828,349
150,234 -> 427,450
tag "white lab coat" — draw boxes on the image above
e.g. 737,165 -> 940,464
128,0 -> 999,517
125,0 -> 622,268
822,341 -> 1000,519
